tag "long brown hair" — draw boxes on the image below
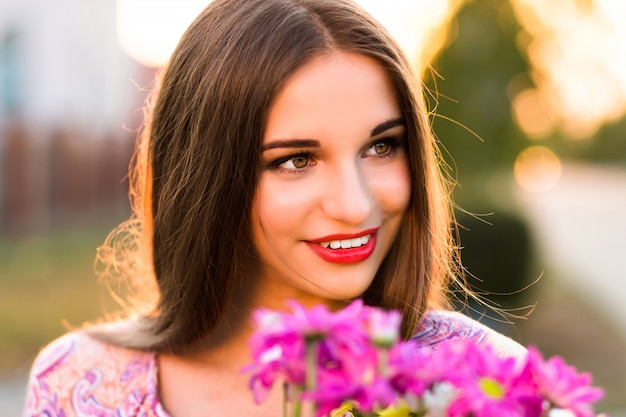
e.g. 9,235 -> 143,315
94,0 -> 457,351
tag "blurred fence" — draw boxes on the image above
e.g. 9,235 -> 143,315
0,121 -> 135,236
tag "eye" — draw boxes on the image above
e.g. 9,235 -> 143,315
364,138 -> 398,158
267,152 -> 315,173
290,155 -> 310,169
373,141 -> 390,155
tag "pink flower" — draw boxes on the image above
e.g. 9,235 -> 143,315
244,302 -> 607,417
305,373 -> 387,417
309,338 -> 397,416
446,341 -> 542,417
527,346 -> 604,417
244,308 -> 306,402
366,307 -> 402,347
244,300 -> 372,404
387,340 -> 435,396
245,337 -> 307,403
284,300 -> 371,355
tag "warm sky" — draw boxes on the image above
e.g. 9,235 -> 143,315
116,0 -> 626,191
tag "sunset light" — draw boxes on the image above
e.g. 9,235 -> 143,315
356,0 -> 461,69
514,146 -> 562,193
512,88 -> 559,139
115,0 -> 626,142
511,0 -> 626,139
115,0 -> 459,69
115,0 -> 207,68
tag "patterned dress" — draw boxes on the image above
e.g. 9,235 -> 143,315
22,310 -> 526,417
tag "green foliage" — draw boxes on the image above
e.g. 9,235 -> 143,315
454,211 -> 533,302
427,0 -> 533,208
451,210 -> 536,335
0,228 -> 121,375
425,0 -> 539,326
564,117 -> 626,164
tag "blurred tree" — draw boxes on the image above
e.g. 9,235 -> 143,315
426,0 -> 537,326
427,0 -> 533,210
564,117 -> 626,165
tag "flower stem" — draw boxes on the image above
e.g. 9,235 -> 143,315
292,385 -> 302,417
283,382 -> 288,417
377,347 -> 389,378
306,339 -> 318,393
304,339 -> 319,416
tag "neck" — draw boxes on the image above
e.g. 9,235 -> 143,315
176,266 -> 352,366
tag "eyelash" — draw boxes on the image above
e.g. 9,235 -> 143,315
267,151 -> 319,174
266,136 -> 403,174
364,136 -> 401,159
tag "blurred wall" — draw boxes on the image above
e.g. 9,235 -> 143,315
0,0 -> 152,236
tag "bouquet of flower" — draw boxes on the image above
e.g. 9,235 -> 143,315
244,300 -> 606,417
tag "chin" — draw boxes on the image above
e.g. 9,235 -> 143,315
308,278 -> 374,302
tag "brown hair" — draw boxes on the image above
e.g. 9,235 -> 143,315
95,0 -> 457,351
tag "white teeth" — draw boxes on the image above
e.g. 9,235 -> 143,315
320,234 -> 371,250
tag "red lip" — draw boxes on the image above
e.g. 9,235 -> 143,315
306,230 -> 378,264
308,228 -> 379,243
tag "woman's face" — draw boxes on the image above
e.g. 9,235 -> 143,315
251,52 -> 411,307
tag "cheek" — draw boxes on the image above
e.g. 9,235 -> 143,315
373,161 -> 412,214
252,179 -> 311,235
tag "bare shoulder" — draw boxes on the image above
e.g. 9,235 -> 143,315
413,309 -> 527,359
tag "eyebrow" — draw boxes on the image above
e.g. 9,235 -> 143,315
371,118 -> 405,137
262,139 -> 320,151
261,118 -> 406,151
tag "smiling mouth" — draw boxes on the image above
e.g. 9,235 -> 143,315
319,234 -> 371,250
307,231 -> 377,264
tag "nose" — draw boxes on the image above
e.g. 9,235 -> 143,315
321,162 -> 374,225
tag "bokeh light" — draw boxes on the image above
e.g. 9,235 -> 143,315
356,0 -> 462,69
511,88 -> 559,139
115,0 -> 207,67
116,0 -> 626,141
115,0 -> 460,69
514,146 -> 562,192
511,0 -> 626,139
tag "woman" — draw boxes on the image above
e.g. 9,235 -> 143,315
23,0 -> 524,415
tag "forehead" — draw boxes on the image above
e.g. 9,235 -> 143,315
264,52 -> 401,141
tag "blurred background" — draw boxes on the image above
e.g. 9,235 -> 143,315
1,0 -> 624,414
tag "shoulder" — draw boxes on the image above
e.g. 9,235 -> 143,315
412,309 -> 527,359
23,327 -> 162,416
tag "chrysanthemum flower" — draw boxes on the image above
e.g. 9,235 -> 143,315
387,340 -> 433,396
446,341 -> 542,417
245,300 -> 373,405
422,382 -> 458,417
287,300 -> 371,357
244,302 -> 606,417
246,338 -> 307,402
366,308 -> 402,347
310,341 -> 397,416
527,346 -> 604,417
